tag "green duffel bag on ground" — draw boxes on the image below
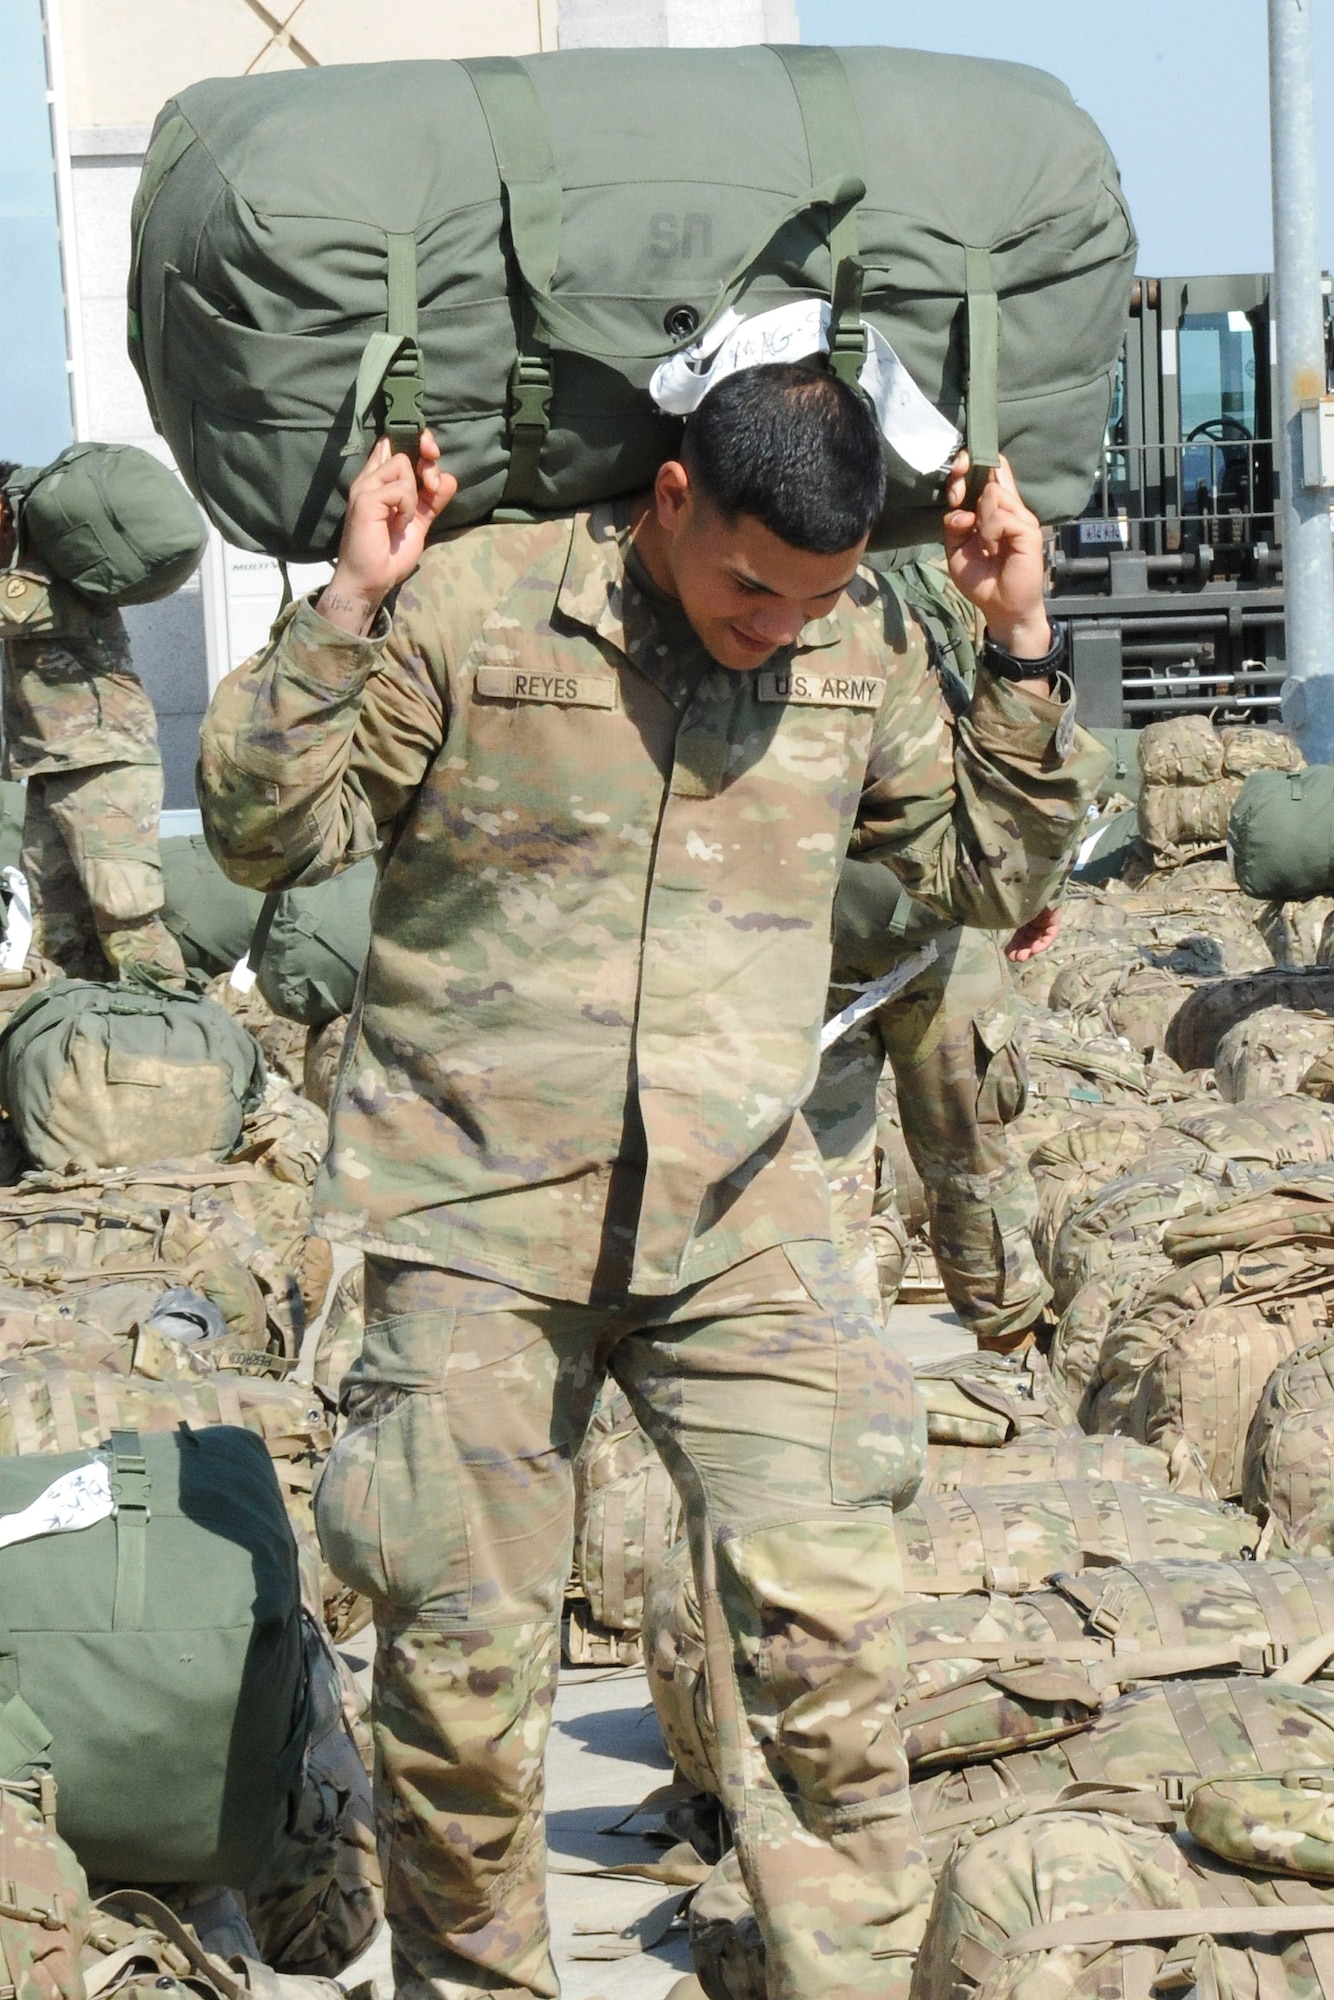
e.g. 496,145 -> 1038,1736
1088,728 -> 1142,802
256,863 -> 375,1029
129,45 -> 1135,559
0,1426 -> 307,1886
0,983 -> 266,1171
1230,766 -> 1334,901
160,835 -> 264,978
1,446 -> 206,607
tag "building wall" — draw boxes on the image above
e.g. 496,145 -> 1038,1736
558,0 -> 799,47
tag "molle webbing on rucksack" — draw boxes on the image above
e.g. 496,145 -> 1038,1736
895,1479 -> 1256,1597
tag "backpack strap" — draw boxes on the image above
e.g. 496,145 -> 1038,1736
1161,1679 -> 1231,1780
994,1902 -> 1334,1960
108,1430 -> 149,1633
45,1372 -> 83,1458
90,1373 -> 122,1450
459,52 -> 866,434
0,1380 -> 40,1459
345,232 -> 424,462
1227,1673 -> 1292,1772
962,245 -> 1000,496
767,46 -> 865,381
905,1493 -> 968,1594
1245,1559 -> 1304,1661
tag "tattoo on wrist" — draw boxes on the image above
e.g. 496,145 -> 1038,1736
318,588 -> 378,636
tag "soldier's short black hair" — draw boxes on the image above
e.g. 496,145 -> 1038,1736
681,361 -> 886,554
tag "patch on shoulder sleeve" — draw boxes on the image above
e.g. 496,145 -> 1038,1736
756,668 -> 886,709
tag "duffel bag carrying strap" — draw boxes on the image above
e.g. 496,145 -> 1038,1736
768,45 -> 865,383
108,1430 -> 150,1632
346,232 -> 425,461
459,50 -> 867,505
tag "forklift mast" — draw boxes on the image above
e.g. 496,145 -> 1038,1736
1050,273 -> 1333,729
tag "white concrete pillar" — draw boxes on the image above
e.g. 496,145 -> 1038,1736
556,0 -> 799,49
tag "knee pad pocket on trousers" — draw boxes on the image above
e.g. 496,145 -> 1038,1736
781,1242 -> 925,1509
315,1310 -> 469,1616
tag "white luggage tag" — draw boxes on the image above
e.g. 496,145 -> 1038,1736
0,1459 -> 115,1550
650,299 -> 961,477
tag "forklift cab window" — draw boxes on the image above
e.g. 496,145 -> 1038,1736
1178,310 -> 1260,516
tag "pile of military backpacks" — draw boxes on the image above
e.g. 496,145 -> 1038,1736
590,712 -> 1334,1999
643,1347 -> 1334,2000
0,968 -> 384,2000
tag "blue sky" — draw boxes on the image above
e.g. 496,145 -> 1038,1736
799,1 -> 1334,278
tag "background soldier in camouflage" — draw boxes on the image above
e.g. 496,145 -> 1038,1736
810,857 -> 1049,1351
0,465 -> 186,985
199,364 -> 1106,2000
808,560 -> 1057,1351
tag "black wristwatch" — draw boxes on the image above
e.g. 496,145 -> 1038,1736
981,620 -> 1069,681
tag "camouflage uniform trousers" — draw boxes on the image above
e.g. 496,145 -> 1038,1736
806,926 -> 1049,1350
315,1243 -> 932,2000
20,763 -> 186,983
2,623 -> 185,985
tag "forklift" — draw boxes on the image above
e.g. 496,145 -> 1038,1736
1050,273 -> 1333,729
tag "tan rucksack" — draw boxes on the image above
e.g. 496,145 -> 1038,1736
1167,966 -> 1334,1072
1049,953 -> 1197,1061
896,1556 -> 1334,1769
1245,1328 -> 1334,1555
1047,1162 -> 1231,1313
895,1479 -> 1258,1597
913,1350 -> 1078,1447
914,1799 -> 1334,2000
0,1780 -> 89,2000
566,1387 -> 681,1666
1216,1006 -> 1334,1102
1136,716 -> 1301,867
0,1167 -> 307,1360
1128,1297 -> 1320,1500
910,1675 -> 1334,1873
1027,1106 -> 1165,1275
1080,1189 -> 1334,1437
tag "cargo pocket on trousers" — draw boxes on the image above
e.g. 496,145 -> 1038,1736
782,1239 -> 926,1511
314,1310 -> 469,1617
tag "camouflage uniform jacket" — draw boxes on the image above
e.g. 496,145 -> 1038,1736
199,503 -> 1106,1300
0,568 -> 159,777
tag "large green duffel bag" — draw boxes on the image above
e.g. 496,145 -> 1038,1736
157,837 -> 373,1018
0,982 -> 266,1170
128,45 -> 1135,560
160,834 -> 264,977
1230,765 -> 1334,901
256,861 -> 375,1029
0,1426 -> 307,1885
1,446 -> 206,607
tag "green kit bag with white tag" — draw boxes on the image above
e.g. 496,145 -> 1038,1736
0,1426 -> 307,1886
128,44 -> 1135,559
